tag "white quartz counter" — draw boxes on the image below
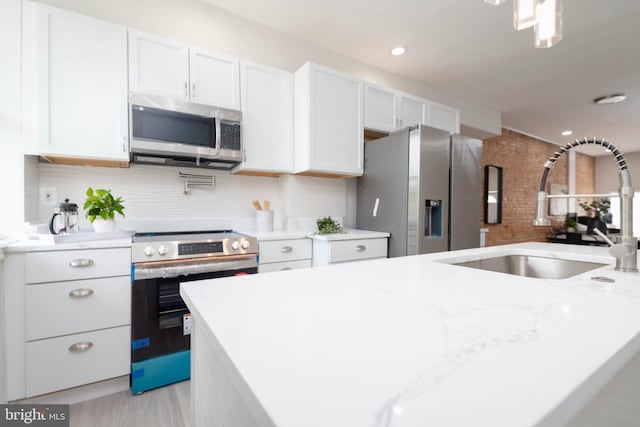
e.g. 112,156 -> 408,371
181,243 -> 640,427
4,235 -> 132,252
307,228 -> 390,240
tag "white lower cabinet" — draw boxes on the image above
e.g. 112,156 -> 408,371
10,246 -> 132,398
25,326 -> 130,397
25,276 -> 131,341
311,235 -> 388,266
258,238 -> 312,273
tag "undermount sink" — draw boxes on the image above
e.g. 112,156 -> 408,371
448,255 -> 607,280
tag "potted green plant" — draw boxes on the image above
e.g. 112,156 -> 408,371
578,198 -> 610,235
83,187 -> 125,232
316,216 -> 345,235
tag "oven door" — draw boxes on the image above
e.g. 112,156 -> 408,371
131,255 -> 257,362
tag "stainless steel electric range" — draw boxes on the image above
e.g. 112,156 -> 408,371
130,230 -> 258,394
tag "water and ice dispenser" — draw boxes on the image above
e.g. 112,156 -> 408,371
424,199 -> 442,237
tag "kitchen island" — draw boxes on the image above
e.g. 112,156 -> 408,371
180,243 -> 640,427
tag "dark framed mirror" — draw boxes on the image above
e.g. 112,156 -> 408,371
485,165 -> 503,224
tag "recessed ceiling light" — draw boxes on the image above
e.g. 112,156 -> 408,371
561,130 -> 573,136
390,46 -> 406,56
593,94 -> 627,105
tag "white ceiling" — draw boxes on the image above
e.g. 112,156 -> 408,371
202,0 -> 640,156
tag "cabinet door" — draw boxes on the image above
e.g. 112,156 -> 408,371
34,4 -> 128,161
235,61 -> 292,174
364,83 -> 398,132
128,29 -> 189,101
426,101 -> 460,134
398,94 -> 426,129
189,48 -> 240,109
295,63 -> 363,176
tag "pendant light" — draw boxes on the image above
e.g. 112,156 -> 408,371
513,0 -> 537,30
483,0 -> 563,48
534,0 -> 563,48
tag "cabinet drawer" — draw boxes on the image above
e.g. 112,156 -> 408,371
26,276 -> 131,341
259,259 -> 312,273
329,238 -> 387,263
259,239 -> 311,264
25,326 -> 130,397
25,248 -> 131,284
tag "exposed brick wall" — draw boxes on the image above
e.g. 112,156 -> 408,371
481,129 -> 595,246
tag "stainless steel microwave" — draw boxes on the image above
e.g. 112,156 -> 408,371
129,93 -> 243,170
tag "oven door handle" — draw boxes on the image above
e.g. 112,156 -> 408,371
133,254 -> 257,280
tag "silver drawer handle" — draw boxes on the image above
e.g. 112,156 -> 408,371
281,267 -> 292,271
356,245 -> 366,252
69,288 -> 94,298
68,342 -> 93,353
69,258 -> 94,268
281,246 -> 293,253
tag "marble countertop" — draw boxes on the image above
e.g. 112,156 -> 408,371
239,230 -> 311,241
181,242 -> 640,427
4,235 -> 132,252
308,228 -> 390,241
240,228 -> 390,241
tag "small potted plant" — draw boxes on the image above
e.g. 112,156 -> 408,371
578,198 -> 610,235
84,187 -> 125,232
316,216 -> 345,235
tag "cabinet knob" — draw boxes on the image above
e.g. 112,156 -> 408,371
356,245 -> 366,252
69,288 -> 94,298
68,342 -> 94,353
69,258 -> 94,268
281,246 -> 293,253
192,83 -> 196,98
184,81 -> 188,97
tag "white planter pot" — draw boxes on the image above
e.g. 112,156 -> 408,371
92,218 -> 116,233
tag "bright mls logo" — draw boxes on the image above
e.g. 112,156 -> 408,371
1,405 -> 69,426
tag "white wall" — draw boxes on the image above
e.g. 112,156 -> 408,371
34,0 -> 500,136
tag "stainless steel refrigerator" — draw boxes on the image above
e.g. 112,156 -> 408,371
356,125 -> 482,257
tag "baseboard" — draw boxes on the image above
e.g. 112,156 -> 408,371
11,375 -> 130,405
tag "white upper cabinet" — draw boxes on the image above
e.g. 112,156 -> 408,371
129,30 -> 240,109
427,101 -> 460,134
364,83 -> 398,132
23,2 -> 129,163
234,61 -> 293,175
398,93 -> 427,129
189,48 -> 240,110
363,80 -> 460,134
128,30 -> 189,101
364,86 -> 429,133
294,62 -> 364,177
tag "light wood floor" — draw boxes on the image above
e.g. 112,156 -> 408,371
70,380 -> 190,427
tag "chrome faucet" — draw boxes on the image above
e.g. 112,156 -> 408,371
532,137 -> 638,272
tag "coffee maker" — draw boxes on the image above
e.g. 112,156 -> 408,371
49,198 -> 79,234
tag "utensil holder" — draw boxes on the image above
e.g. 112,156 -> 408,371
256,210 -> 274,232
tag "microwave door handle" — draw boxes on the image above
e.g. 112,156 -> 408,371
214,115 -> 222,155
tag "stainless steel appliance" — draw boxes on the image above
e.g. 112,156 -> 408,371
48,198 -> 79,234
129,93 -> 243,170
131,230 -> 258,394
356,125 -> 482,257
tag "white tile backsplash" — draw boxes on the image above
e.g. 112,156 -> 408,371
31,161 -> 349,232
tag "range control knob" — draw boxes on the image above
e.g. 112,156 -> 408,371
241,240 -> 250,249
144,246 -> 156,257
231,240 -> 240,250
157,245 -> 168,256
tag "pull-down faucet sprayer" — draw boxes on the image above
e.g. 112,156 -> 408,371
532,137 -> 638,272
